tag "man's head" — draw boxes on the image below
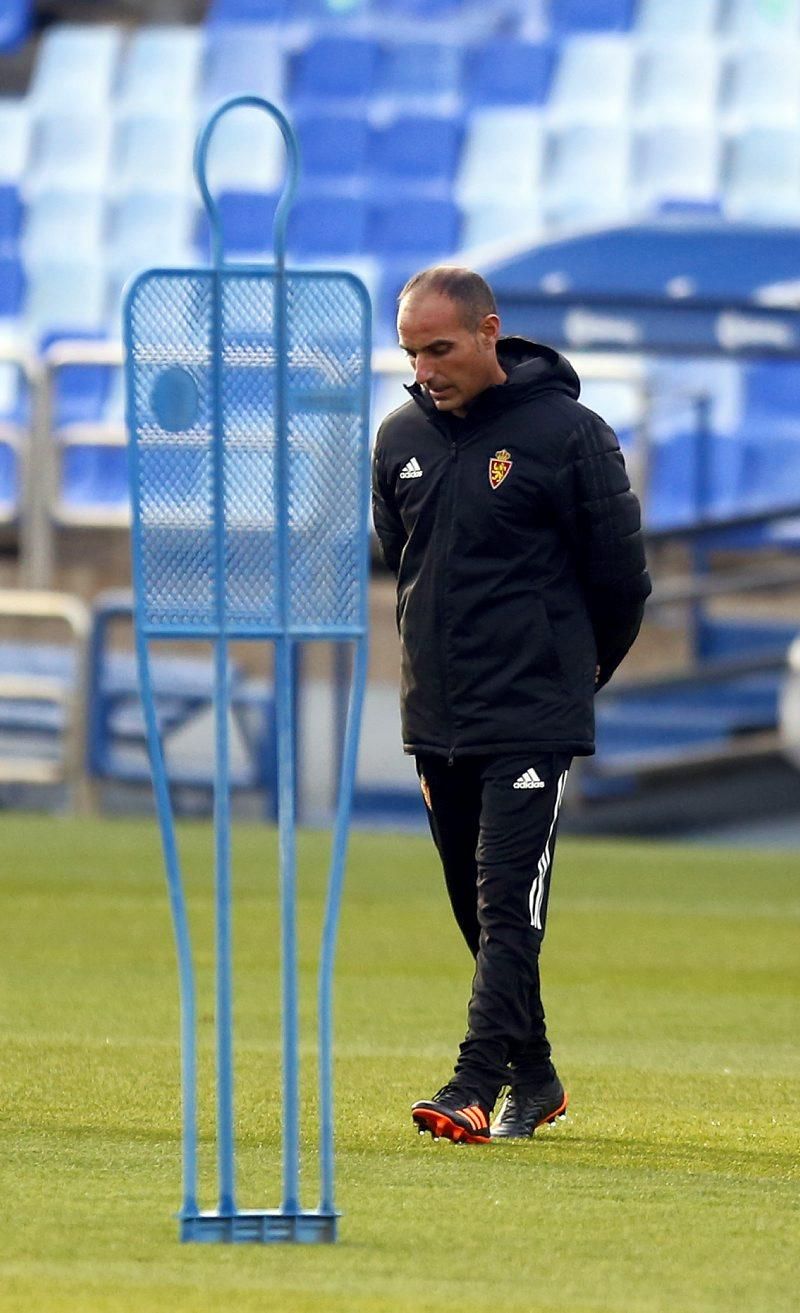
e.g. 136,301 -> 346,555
397,267 -> 506,416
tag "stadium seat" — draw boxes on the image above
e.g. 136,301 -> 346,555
117,27 -> 203,116
465,39 -> 554,107
0,0 -> 32,52
634,40 -> 722,128
723,0 -> 800,38
200,103 -> 287,195
27,115 -> 113,195
114,114 -> 197,197
0,359 -> 24,521
724,127 -> 800,222
0,254 -> 24,319
287,193 -> 369,257
368,115 -> 463,191
460,201 -> 543,250
47,336 -> 113,428
369,195 -> 460,256
206,0 -> 288,20
24,259 -> 108,341
549,0 -> 635,34
722,44 -> 800,131
542,124 -> 632,228
61,446 -> 129,518
635,0 -> 720,35
375,39 -> 464,109
0,183 -> 22,247
295,113 -> 370,182
28,24 -> 122,113
291,36 -> 380,108
631,127 -> 721,215
109,192 -> 197,288
201,23 -> 287,107
196,190 -> 278,258
547,34 -> 635,125
22,190 -> 106,264
0,100 -> 31,183
456,107 -> 544,206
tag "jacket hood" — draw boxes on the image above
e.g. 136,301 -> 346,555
497,336 -> 580,401
407,335 -> 581,420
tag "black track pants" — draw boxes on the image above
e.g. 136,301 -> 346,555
416,751 -> 571,1109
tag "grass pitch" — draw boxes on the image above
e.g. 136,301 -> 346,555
0,813 -> 798,1313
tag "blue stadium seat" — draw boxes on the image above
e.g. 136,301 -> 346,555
0,437 -> 18,520
0,0 -> 32,52
368,115 -> 463,191
549,0 -> 635,33
291,36 -> 380,107
465,39 -> 554,107
28,24 -> 122,113
47,336 -> 113,428
287,193 -> 369,257
295,113 -> 370,181
196,190 -> 278,258
0,255 -> 24,319
0,358 -> 25,521
61,446 -> 129,515
206,0 -> 287,18
369,195 -> 460,255
0,184 -> 22,248
201,23 -> 286,107
376,39 -> 464,106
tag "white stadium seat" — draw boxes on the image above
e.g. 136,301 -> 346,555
547,34 -> 636,126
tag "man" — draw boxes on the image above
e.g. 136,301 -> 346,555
371,266 -> 651,1145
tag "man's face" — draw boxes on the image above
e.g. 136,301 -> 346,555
397,291 -> 502,416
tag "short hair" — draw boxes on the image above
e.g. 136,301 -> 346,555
398,266 -> 497,331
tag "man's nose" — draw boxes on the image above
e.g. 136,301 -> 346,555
415,357 -> 433,384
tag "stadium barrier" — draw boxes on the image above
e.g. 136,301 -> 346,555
0,586 -> 90,809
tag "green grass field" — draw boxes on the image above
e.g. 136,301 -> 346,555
1,813 -> 798,1313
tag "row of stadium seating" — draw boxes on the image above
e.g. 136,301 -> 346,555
3,23 -> 800,351
10,22 -> 800,123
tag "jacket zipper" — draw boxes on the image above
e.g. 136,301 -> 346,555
442,440 -> 459,765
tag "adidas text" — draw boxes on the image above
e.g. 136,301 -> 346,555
399,457 -> 423,479
513,769 -> 545,789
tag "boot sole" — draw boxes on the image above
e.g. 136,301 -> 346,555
412,1106 -> 491,1144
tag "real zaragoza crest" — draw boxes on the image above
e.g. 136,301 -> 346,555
489,448 -> 513,490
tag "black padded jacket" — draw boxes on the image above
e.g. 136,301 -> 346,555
371,337 -> 652,758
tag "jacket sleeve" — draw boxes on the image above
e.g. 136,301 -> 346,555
554,414 -> 652,690
371,428 -> 406,577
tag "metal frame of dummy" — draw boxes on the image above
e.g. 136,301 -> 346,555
124,96 -> 371,1243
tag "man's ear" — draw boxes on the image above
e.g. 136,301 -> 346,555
479,313 -> 501,348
